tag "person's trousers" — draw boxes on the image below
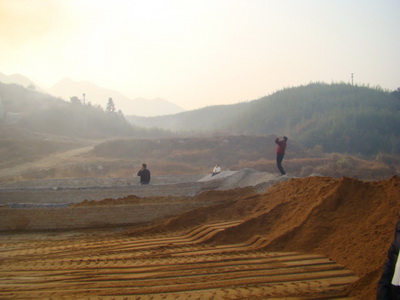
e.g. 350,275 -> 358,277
276,153 -> 286,175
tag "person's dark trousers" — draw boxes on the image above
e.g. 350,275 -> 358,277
276,153 -> 286,175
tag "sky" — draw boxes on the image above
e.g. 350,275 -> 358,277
1,0 -> 399,110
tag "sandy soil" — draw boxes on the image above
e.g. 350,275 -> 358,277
1,222 -> 357,299
1,173 -> 400,299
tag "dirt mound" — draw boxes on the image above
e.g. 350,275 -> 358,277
125,187 -> 257,235
126,175 -> 400,298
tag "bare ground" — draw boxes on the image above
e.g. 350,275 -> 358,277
1,174 -> 399,298
1,140 -> 399,299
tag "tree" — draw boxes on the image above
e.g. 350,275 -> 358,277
70,96 -> 81,105
106,97 -> 115,113
391,88 -> 400,100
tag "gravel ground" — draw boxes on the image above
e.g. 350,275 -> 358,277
0,169 -> 292,207
0,174 -> 207,189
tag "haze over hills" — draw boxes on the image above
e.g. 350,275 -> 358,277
1,75 -> 399,157
0,72 -> 46,93
0,80 -> 398,180
0,72 -> 185,117
47,78 -> 185,116
129,83 -> 400,156
0,81 -> 145,140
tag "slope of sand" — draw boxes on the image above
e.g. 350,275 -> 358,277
1,174 -> 399,299
125,175 -> 400,298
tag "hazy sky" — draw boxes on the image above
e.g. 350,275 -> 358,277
1,0 -> 399,110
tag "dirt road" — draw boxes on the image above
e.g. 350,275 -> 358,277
0,145 -> 95,181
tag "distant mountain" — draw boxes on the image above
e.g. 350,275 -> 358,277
0,73 -> 185,116
0,72 -> 45,93
47,78 -> 185,116
128,83 -> 400,155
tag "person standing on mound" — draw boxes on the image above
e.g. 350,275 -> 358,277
377,218 -> 400,299
137,163 -> 151,185
275,136 -> 288,175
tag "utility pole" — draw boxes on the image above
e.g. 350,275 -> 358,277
351,73 -> 354,85
82,93 -> 87,133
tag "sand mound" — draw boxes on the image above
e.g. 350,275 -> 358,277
127,175 -> 400,298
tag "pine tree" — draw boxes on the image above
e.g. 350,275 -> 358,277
106,98 -> 115,113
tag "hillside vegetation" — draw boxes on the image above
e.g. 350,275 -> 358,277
129,83 -> 400,155
0,82 -> 165,139
0,82 -> 169,169
0,82 -> 398,181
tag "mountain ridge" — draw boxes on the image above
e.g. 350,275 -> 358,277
0,72 -> 185,117
48,77 -> 185,116
128,83 -> 400,155
0,72 -> 46,93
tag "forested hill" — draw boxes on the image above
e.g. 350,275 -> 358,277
128,83 -> 400,155
0,82 -> 161,138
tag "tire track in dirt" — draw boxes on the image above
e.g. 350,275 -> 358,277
0,221 -> 358,299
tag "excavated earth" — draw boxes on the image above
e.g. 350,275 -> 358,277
1,170 -> 400,299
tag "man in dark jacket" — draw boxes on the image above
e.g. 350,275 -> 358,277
137,163 -> 151,185
275,136 -> 288,175
377,219 -> 400,299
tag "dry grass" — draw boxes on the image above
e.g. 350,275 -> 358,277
0,135 -> 398,182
